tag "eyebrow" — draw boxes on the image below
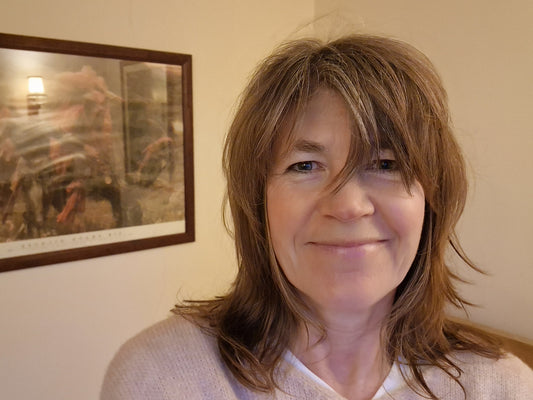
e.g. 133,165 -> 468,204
287,139 -> 326,154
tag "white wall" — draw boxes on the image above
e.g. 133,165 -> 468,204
315,0 -> 533,340
0,1 -> 314,399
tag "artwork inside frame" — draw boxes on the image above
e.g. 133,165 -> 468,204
0,33 -> 194,272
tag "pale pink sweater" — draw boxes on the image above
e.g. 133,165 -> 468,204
101,316 -> 533,399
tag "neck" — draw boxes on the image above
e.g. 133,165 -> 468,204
291,309 -> 392,400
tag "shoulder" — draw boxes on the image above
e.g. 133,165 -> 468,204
100,315 -> 345,400
455,351 -> 532,380
100,315 -> 231,399
115,314 -> 214,355
426,351 -> 533,399
108,314 -> 216,367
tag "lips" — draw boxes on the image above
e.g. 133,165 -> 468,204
308,238 -> 386,247
306,239 -> 387,259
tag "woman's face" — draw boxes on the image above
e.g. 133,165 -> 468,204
266,88 -> 425,320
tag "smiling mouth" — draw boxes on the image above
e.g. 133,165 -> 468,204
309,239 -> 386,247
307,240 -> 386,257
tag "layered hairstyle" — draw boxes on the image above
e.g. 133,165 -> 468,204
175,34 -> 501,398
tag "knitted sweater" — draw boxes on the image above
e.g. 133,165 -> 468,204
101,315 -> 533,399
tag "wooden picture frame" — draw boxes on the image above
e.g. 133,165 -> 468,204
0,33 -> 194,272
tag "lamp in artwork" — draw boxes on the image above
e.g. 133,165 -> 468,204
27,76 -> 45,116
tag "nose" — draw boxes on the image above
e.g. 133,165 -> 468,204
319,177 -> 375,221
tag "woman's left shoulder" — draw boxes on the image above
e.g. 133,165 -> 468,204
452,351 -> 533,397
454,350 -> 532,374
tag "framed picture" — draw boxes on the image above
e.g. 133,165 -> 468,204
0,33 -> 194,272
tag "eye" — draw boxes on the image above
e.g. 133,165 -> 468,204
376,159 -> 398,171
288,161 -> 319,173
368,158 -> 399,172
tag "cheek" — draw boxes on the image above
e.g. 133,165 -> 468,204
376,181 -> 425,254
394,188 -> 426,250
266,184 -> 292,246
266,187 -> 292,280
409,186 -> 426,236
398,202 -> 425,237
266,182 -> 308,270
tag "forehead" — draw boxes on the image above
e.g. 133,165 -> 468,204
274,88 -> 353,157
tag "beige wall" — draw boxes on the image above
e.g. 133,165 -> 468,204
1,1 -> 532,399
315,0 -> 533,340
0,1 -> 314,399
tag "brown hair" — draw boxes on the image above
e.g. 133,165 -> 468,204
175,34 -> 502,398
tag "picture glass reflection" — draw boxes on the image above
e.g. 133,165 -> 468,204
0,47 -> 187,259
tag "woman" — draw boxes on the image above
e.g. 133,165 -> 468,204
101,35 -> 533,399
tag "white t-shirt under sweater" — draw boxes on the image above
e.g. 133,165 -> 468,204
283,350 -> 405,398
101,315 -> 533,399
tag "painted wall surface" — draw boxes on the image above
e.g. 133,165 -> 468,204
315,0 -> 533,340
0,1 -> 314,399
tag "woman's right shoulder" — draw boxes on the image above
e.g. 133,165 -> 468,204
100,315 -> 223,399
116,314 -> 213,355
